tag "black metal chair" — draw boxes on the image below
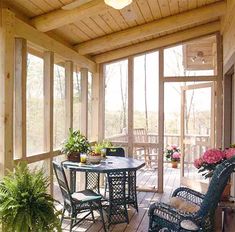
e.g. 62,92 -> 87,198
104,147 -> 139,212
53,161 -> 106,232
148,157 -> 235,232
106,147 -> 125,157
106,171 -> 129,227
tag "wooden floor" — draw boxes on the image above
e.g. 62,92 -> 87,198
56,164 -> 235,232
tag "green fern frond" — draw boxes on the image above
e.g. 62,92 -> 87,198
0,162 -> 61,232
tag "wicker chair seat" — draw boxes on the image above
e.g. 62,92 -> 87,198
72,189 -> 102,203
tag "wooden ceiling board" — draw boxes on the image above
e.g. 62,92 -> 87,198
99,11 -> 123,31
147,0 -> 162,19
119,5 -> 138,27
13,0 -> 44,17
44,0 -> 63,9
188,0 -> 198,9
127,2 -> 146,25
30,0 -> 55,13
108,9 -> 130,30
73,20 -> 99,38
168,0 -> 180,15
55,23 -> 91,43
136,0 -> 154,23
197,0 -> 207,7
178,0 -> 188,13
157,0 -> 171,17
90,15 -> 114,34
81,17 -> 107,36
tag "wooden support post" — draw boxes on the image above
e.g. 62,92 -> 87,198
128,57 -> 134,157
0,9 -> 15,176
80,68 -> 88,136
158,49 -> 164,193
215,33 -> 223,148
14,38 -> 27,160
43,51 -> 54,194
65,61 -> 73,132
98,64 -> 105,142
91,64 -> 104,142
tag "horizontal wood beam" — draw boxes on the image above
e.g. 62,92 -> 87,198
14,17 -> 96,71
93,21 -> 221,63
76,1 -> 226,55
31,0 -> 106,32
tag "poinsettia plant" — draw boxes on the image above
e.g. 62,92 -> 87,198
165,145 -> 181,162
194,145 -> 235,178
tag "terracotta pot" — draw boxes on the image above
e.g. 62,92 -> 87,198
171,161 -> 178,168
68,152 -> 80,162
221,182 -> 231,201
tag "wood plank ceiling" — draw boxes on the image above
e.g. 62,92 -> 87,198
10,0 -> 222,56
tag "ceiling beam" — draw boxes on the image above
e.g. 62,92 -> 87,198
31,0 -> 107,32
75,1 -> 226,55
15,18 -> 96,71
93,21 -> 221,64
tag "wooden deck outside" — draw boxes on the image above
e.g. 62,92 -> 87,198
56,165 -> 235,232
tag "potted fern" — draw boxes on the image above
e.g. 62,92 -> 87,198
61,129 -> 90,162
0,162 -> 61,232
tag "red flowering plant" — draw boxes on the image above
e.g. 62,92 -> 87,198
165,145 -> 181,162
194,145 -> 235,178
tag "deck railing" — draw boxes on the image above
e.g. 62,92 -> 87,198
105,133 -> 210,164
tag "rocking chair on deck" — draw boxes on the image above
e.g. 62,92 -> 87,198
148,156 -> 235,232
133,128 -> 158,168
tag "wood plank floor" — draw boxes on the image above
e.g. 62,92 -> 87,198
55,164 -> 235,232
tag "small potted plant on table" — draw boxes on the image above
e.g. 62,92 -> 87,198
62,129 -> 90,162
165,145 -> 181,168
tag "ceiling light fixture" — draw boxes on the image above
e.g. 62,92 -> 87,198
104,0 -> 133,10
191,51 -> 206,64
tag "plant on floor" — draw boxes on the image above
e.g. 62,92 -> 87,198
165,145 -> 181,162
0,162 -> 61,232
61,129 -> 91,161
194,146 -> 235,178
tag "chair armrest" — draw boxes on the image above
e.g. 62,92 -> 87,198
149,202 -> 186,221
172,187 -> 205,206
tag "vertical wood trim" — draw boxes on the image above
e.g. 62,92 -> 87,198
0,9 -> 15,175
128,57 -> 134,158
80,68 -> 88,136
216,33 -> 223,148
91,64 -> 100,141
223,73 -> 233,148
43,51 -> 54,194
98,64 -> 105,141
210,83 -> 215,147
14,38 -> 27,159
180,88 -> 186,178
158,49 -> 164,193
65,61 -> 73,132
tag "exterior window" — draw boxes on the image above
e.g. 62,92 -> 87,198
73,70 -> 81,131
26,53 -> 44,156
104,59 -> 128,141
53,64 -> 66,149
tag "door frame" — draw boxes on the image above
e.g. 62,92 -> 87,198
180,82 -> 215,189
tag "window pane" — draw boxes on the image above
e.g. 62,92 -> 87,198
73,70 -> 81,130
164,35 -> 217,77
26,54 -> 44,156
133,52 -> 159,132
104,60 -> 128,141
54,64 -> 66,149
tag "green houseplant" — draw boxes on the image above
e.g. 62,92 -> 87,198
0,162 -> 61,232
62,129 -> 90,162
